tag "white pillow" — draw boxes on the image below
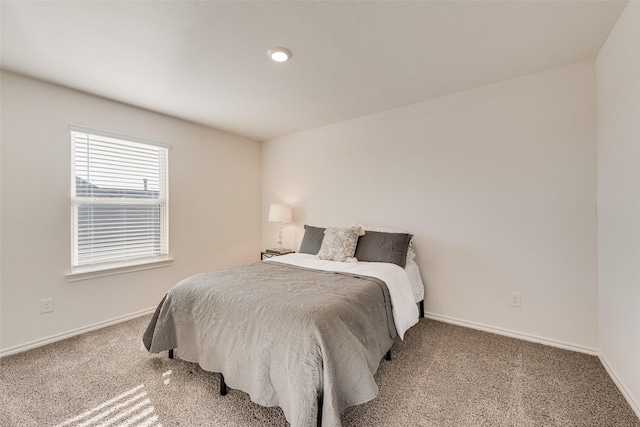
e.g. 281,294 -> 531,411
317,226 -> 365,262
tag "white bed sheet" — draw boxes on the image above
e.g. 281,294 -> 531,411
264,253 -> 419,339
405,259 -> 425,303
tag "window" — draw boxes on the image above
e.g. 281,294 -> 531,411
70,126 -> 170,277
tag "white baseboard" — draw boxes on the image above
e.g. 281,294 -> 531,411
0,307 -> 156,358
424,311 -> 599,355
599,352 -> 640,420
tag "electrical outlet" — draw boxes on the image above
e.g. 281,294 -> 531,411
41,298 -> 54,313
509,292 -> 521,307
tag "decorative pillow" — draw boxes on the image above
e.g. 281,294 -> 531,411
317,226 -> 364,262
358,224 -> 417,262
298,225 -> 326,255
354,231 -> 413,268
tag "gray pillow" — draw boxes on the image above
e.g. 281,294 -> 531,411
298,225 -> 326,255
354,231 -> 413,268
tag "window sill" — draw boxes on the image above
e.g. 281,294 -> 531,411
66,257 -> 173,282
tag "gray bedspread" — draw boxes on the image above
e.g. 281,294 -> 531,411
143,261 -> 397,427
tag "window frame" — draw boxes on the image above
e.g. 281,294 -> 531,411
67,125 -> 172,281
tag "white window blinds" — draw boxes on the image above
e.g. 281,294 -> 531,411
71,127 -> 169,269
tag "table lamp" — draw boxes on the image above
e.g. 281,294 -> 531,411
268,204 -> 292,253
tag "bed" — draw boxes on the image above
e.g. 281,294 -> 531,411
143,225 -> 425,427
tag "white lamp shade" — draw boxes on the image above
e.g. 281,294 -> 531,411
268,204 -> 292,223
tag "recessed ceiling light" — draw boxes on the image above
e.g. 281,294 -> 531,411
268,47 -> 292,63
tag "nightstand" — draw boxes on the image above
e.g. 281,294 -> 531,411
261,250 -> 294,260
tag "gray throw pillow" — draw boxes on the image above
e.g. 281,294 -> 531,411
298,225 -> 326,255
354,231 -> 413,268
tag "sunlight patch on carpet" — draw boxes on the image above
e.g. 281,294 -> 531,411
162,370 -> 172,385
53,384 -> 162,427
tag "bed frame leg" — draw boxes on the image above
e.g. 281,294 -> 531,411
419,300 -> 424,318
220,373 -> 227,396
168,349 -> 174,359
385,350 -> 391,361
317,394 -> 323,427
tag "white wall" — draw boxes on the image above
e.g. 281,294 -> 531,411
597,1 -> 640,416
0,71 -> 262,355
262,60 -> 598,351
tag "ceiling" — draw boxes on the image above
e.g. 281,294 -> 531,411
0,1 -> 628,141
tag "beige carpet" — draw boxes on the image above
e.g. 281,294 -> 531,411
1,316 -> 638,426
